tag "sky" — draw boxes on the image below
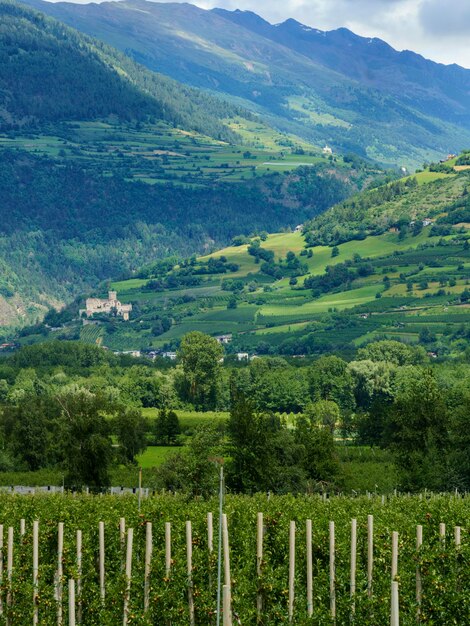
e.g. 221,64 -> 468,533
99,0 -> 470,68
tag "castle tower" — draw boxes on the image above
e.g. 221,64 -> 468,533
108,291 -> 118,302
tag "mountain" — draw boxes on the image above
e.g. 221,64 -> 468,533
0,1 -> 388,329
21,0 -> 470,167
0,0 -> 248,140
18,159 -> 470,359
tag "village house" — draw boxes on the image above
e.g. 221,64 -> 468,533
81,291 -> 132,321
215,334 -> 232,345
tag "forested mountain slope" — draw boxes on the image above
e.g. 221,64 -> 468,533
22,0 -> 470,167
0,2 -> 388,328
0,0 -> 244,140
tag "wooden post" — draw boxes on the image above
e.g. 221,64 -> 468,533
222,514 -> 230,590
123,528 -> 133,626
329,521 -> 336,623
257,512 -> 263,619
439,523 -> 446,546
7,526 -> 13,616
186,521 -> 195,626
391,580 -> 399,626
138,467 -> 142,513
223,584 -> 232,626
144,522 -> 152,612
20,519 -> 25,539
454,526 -> 461,548
68,580 -> 75,626
119,518 -> 126,572
57,522 -> 64,626
350,518 -> 357,615
306,519 -> 313,618
288,521 -> 295,623
367,515 -> 373,598
76,530 -> 82,625
33,521 -> 39,626
0,524 -> 4,617
99,522 -> 105,604
222,514 -> 231,625
165,522 -> 171,578
391,531 -> 398,581
208,511 -> 214,592
416,525 -> 422,620
208,512 -> 214,554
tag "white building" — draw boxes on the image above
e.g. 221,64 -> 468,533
215,334 -> 232,345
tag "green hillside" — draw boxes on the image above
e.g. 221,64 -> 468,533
0,1 -> 389,328
21,161 -> 470,360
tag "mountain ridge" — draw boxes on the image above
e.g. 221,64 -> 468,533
20,0 -> 470,167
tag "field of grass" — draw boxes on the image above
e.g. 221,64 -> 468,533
137,446 -> 179,469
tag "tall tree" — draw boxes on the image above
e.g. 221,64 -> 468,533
178,332 -> 223,410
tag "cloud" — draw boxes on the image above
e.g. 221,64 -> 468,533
419,0 -> 470,37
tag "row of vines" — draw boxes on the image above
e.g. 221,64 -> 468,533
0,493 -> 468,624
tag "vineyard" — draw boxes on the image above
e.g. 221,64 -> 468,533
0,492 -> 468,624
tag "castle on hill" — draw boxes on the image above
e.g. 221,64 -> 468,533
81,291 -> 132,321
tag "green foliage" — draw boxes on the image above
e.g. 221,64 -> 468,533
154,408 -> 181,445
178,332 -> 223,410
114,406 -> 148,464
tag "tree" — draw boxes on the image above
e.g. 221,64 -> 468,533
154,408 -> 181,445
155,424 -> 223,497
178,332 -> 223,410
114,407 -> 148,464
58,386 -> 113,488
304,400 -> 340,433
331,246 -> 339,257
387,370 -> 449,491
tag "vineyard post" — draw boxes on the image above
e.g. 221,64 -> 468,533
222,514 -> 231,590
20,519 -> 25,540
454,526 -> 461,593
208,512 -> 213,593
119,518 -> 126,572
329,521 -> 336,623
33,520 -> 39,626
7,526 -> 13,618
123,528 -> 133,626
391,531 -> 398,581
138,467 -> 142,514
439,523 -> 445,546
223,584 -> 232,626
56,522 -> 64,626
76,530 -> 82,625
68,579 -> 75,626
99,522 -> 105,604
416,525 -> 422,620
306,519 -> 313,617
216,465 -> 224,626
0,524 -> 3,616
144,522 -> 152,612
186,521 -> 195,626
390,580 -> 399,626
350,518 -> 357,615
288,520 -> 295,624
165,522 -> 171,578
257,512 -> 263,620
367,515 -> 373,598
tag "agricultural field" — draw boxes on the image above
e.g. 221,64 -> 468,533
0,118 -> 328,188
0,492 -> 468,624
78,223 -> 470,356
